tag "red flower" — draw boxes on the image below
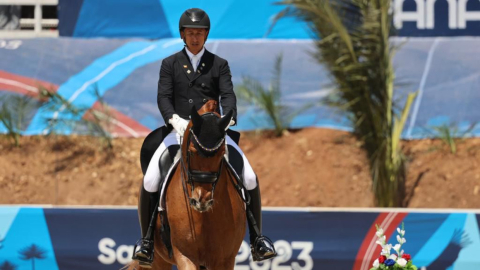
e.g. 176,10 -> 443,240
402,254 -> 411,261
379,255 -> 387,263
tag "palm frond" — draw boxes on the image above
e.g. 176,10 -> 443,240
276,0 -> 416,206
39,84 -> 115,149
0,95 -> 38,146
237,54 -> 311,136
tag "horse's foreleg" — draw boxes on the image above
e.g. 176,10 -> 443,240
151,256 -> 173,270
174,253 -> 199,270
209,258 -> 236,270
122,259 -> 172,270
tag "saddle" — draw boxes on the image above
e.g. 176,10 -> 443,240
139,126 -> 243,257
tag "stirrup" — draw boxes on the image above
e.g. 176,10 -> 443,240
251,235 -> 277,262
132,238 -> 154,267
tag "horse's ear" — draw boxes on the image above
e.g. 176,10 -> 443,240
218,110 -> 233,131
190,106 -> 203,127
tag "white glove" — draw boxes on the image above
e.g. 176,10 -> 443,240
223,117 -> 235,131
169,114 -> 189,135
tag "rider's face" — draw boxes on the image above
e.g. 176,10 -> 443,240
182,28 -> 208,54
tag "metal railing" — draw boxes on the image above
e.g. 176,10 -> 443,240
0,0 -> 58,38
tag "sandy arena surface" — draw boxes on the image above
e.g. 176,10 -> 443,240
1,128 -> 479,208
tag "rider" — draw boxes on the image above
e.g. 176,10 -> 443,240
132,8 -> 277,267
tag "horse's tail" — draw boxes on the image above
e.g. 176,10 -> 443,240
121,261 -> 141,270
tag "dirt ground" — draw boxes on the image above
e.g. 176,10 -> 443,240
0,128 -> 479,208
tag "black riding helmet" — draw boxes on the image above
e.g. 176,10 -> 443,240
179,8 -> 210,41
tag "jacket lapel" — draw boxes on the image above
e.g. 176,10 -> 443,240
191,49 -> 214,82
177,48 -> 194,81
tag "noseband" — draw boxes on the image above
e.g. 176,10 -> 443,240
180,113 -> 226,207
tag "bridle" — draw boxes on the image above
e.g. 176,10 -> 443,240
179,113 -> 226,207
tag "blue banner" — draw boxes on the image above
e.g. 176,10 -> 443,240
395,0 -> 480,36
1,207 -> 480,269
56,0 -> 480,38
2,38 -> 480,138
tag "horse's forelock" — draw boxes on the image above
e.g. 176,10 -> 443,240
191,113 -> 225,157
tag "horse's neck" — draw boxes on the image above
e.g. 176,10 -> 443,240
198,100 -> 218,115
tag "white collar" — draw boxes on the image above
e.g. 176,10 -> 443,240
185,46 -> 205,61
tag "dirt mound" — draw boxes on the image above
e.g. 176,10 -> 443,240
1,128 -> 479,208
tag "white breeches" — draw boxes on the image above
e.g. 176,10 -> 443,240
143,130 -> 257,192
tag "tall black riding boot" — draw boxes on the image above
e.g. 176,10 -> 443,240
132,185 -> 159,268
247,181 -> 277,262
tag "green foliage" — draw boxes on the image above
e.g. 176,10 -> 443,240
0,85 -> 115,149
369,261 -> 417,270
39,85 -> 115,149
276,0 -> 417,206
0,95 -> 38,147
237,54 -> 312,137
430,122 -> 477,154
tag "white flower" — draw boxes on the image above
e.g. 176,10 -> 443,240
393,244 -> 401,252
389,254 -> 398,260
397,258 -> 408,267
397,228 -> 405,235
376,235 -> 386,246
397,235 -> 407,244
373,259 -> 380,268
376,228 -> 384,237
382,244 -> 392,255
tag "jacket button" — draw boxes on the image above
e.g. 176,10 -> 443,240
189,99 -> 193,103
188,83 -> 193,87
201,83 -> 205,88
203,98 -> 207,103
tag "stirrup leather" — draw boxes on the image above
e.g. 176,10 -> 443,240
251,235 -> 277,262
132,238 -> 154,266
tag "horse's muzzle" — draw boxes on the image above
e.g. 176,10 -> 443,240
190,198 -> 214,213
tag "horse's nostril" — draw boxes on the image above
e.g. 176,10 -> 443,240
190,198 -> 197,206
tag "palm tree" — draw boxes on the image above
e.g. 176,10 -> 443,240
18,244 -> 47,270
237,54 -> 312,136
276,0 -> 417,206
0,95 -> 37,147
39,85 -> 115,149
0,261 -> 17,270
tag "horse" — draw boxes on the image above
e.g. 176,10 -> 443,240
127,101 -> 247,270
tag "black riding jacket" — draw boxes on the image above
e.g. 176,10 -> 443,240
157,48 -> 237,125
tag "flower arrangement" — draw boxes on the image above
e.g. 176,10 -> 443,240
370,224 -> 417,270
